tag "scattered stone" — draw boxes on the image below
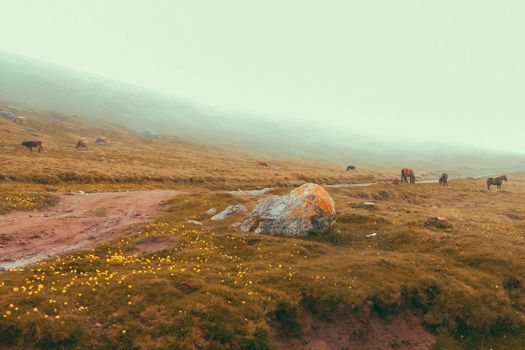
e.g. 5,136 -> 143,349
0,110 -> 14,119
211,204 -> 249,221
67,191 -> 86,196
143,129 -> 160,140
424,217 -> 452,230
27,130 -> 39,136
205,208 -> 217,216
186,220 -> 203,225
226,188 -> 274,196
100,156 -> 107,162
241,183 -> 336,236
95,137 -> 108,145
363,201 -> 376,207
366,232 -> 378,238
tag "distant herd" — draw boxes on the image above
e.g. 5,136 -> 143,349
7,112 -> 510,192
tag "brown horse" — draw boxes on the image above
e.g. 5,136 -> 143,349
22,140 -> 43,152
256,160 -> 268,167
439,172 -> 448,186
76,139 -> 89,149
487,175 -> 507,191
401,168 -> 416,184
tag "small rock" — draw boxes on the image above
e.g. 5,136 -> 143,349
205,208 -> 217,216
211,204 -> 248,221
366,232 -> 378,238
100,156 -> 107,162
363,201 -> 375,206
186,220 -> 203,226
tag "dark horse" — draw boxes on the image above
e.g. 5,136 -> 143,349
487,175 -> 507,191
401,168 -> 416,184
439,172 -> 448,186
21,140 -> 43,152
346,165 -> 356,172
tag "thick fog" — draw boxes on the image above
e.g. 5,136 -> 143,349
1,1 -> 525,174
1,53 -> 524,177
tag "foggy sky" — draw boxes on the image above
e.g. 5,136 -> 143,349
1,0 -> 524,153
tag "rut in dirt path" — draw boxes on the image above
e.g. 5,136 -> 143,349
0,190 -> 179,270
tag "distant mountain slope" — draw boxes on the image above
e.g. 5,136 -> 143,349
1,52 -> 524,175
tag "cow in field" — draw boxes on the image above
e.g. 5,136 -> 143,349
22,140 -> 43,152
346,165 -> 356,171
76,139 -> 89,149
256,160 -> 269,167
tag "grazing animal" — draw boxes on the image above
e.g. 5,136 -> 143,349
256,160 -> 268,167
75,139 -> 89,149
14,116 -> 26,125
439,173 -> 448,186
346,165 -> 356,172
401,168 -> 416,184
21,140 -> 43,153
487,175 -> 507,191
466,176 -> 475,180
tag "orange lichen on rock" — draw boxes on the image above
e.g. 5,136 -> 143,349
241,183 -> 336,236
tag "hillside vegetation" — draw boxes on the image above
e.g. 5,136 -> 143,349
1,177 -> 525,349
0,104 -> 379,190
1,108 -> 525,349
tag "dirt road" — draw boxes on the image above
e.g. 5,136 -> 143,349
0,190 -> 179,269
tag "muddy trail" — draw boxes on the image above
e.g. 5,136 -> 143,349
0,178 -> 466,270
0,190 -> 179,270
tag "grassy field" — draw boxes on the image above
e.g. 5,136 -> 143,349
1,107 -> 525,349
0,105 -> 381,190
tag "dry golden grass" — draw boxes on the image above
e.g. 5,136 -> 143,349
0,106 -> 384,190
1,177 -> 525,349
1,106 -> 525,349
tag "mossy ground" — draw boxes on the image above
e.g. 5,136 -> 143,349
1,179 -> 525,349
1,108 -> 525,349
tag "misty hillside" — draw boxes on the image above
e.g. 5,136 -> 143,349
1,52 -> 524,175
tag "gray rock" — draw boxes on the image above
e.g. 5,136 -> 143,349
0,111 -> 14,119
205,208 -> 217,216
225,188 -> 274,196
241,183 -> 336,236
211,204 -> 248,221
186,220 -> 203,226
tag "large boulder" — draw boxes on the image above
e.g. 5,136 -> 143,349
241,183 -> 336,236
